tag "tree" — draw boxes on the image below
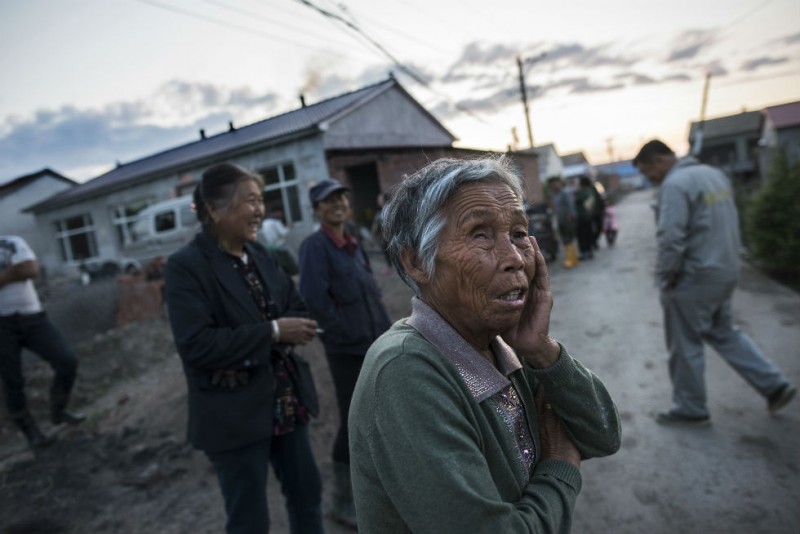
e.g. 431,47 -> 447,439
746,148 -> 800,286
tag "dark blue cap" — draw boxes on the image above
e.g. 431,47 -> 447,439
309,179 -> 349,205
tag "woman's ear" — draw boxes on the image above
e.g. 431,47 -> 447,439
400,249 -> 429,286
206,204 -> 221,225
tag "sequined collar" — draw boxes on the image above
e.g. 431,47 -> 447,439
406,297 -> 522,402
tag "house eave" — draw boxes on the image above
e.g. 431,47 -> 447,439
25,127 -> 322,214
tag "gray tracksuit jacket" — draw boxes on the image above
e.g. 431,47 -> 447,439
656,156 -> 741,288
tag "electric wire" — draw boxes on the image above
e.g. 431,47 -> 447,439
292,0 -> 489,123
131,0 -> 373,61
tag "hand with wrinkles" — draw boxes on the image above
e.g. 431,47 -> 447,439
501,237 -> 561,368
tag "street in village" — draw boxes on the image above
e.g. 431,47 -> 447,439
0,188 -> 797,534
545,189 -> 800,534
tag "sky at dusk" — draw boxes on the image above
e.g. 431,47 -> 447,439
1,0 -> 798,183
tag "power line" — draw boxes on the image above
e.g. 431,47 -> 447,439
292,0 -> 488,123
130,0 -> 371,60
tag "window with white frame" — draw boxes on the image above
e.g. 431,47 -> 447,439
258,163 -> 301,224
53,213 -> 99,263
111,199 -> 154,247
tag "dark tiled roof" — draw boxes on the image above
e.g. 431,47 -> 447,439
764,101 -> 800,129
28,78 -> 404,213
0,168 -> 75,199
561,152 -> 588,166
688,110 -> 762,140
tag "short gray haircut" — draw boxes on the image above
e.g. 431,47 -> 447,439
382,156 -> 526,295
195,162 -> 263,227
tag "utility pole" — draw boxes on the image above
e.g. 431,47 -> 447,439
516,52 -> 546,149
606,137 -> 616,162
692,72 -> 712,156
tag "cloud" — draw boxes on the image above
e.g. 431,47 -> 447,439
614,73 -> 657,85
0,81 -> 281,181
537,42 -> 637,68
662,73 -> 692,83
740,56 -> 789,72
545,77 -> 625,94
447,41 -> 521,72
704,60 -> 728,77
777,32 -> 800,45
667,29 -> 717,61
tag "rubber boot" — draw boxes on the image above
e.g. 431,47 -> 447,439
330,462 -> 358,530
12,410 -> 56,449
562,242 -> 579,269
50,384 -> 86,425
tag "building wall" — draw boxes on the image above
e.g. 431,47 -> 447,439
0,176 -> 73,261
324,88 -> 454,149
34,134 -> 328,277
326,148 -> 544,213
540,148 -> 564,181
759,125 -> 800,180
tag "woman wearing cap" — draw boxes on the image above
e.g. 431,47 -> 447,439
298,178 -> 392,529
348,157 -> 621,533
164,162 -> 324,534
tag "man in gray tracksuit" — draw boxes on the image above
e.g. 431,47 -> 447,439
633,139 -> 796,426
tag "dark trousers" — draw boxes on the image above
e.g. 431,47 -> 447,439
576,219 -> 595,255
0,311 -> 77,416
206,426 -> 323,534
325,351 -> 364,465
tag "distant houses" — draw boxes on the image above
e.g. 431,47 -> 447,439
8,77 -> 541,278
688,100 -> 800,185
8,74 -> 795,282
758,101 -> 800,176
0,168 -> 76,258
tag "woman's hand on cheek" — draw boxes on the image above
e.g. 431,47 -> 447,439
502,237 -> 560,367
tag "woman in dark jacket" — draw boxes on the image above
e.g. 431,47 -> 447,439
298,179 -> 391,529
164,162 -> 323,534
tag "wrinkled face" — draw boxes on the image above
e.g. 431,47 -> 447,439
211,179 -> 264,244
423,182 -> 536,345
314,190 -> 351,228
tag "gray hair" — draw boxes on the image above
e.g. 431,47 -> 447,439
195,162 -> 263,228
382,156 -> 526,295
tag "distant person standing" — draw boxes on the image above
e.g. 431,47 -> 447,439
547,176 -> 579,268
0,235 -> 85,449
259,204 -> 298,276
603,197 -> 619,247
590,182 -> 606,250
370,192 -> 393,275
260,204 -> 289,247
574,176 -> 598,260
298,179 -> 392,529
633,139 -> 796,426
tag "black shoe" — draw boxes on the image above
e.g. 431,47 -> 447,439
51,410 -> 86,425
768,384 -> 796,413
28,430 -> 57,449
13,412 -> 57,449
656,411 -> 711,427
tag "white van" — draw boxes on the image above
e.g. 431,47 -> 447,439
122,195 -> 200,268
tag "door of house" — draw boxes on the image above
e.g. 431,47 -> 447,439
345,162 -> 380,229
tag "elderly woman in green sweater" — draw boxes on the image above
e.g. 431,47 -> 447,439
348,157 -> 621,534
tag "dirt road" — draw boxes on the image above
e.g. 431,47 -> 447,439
0,189 -> 797,533
551,189 -> 800,534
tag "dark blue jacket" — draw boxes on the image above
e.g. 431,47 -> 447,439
165,230 -> 308,452
298,230 -> 391,355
